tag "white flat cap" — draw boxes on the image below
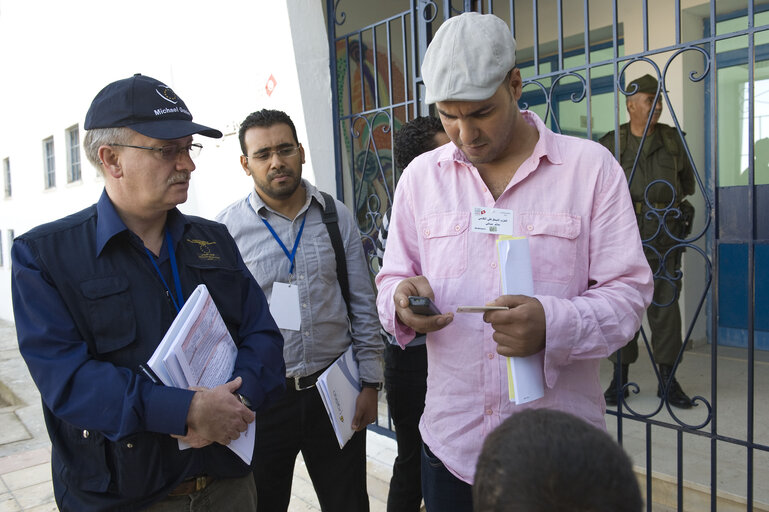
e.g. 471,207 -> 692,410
421,12 -> 516,104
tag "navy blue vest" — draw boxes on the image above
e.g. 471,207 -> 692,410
20,205 -> 251,511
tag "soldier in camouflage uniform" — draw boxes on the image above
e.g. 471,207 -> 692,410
599,74 -> 696,409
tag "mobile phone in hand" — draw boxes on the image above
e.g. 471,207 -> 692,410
408,296 -> 442,316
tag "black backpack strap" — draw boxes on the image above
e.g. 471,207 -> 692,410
319,191 -> 351,315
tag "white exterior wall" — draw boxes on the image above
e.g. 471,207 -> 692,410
0,0 -> 333,321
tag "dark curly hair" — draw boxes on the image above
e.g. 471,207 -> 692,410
393,116 -> 446,172
473,409 -> 642,512
238,109 -> 299,155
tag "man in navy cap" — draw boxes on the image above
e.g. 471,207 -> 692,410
599,74 -> 697,409
11,74 -> 285,511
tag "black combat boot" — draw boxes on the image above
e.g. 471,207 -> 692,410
604,364 -> 629,406
658,364 -> 694,409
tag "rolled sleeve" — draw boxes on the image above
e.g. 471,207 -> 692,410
540,155 -> 653,389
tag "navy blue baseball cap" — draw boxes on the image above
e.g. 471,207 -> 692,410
84,74 -> 222,139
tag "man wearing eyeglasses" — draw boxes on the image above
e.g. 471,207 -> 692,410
10,74 -> 286,511
216,109 -> 383,511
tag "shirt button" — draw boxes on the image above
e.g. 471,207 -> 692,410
491,262 -> 497,269
302,303 -> 307,308
303,331 -> 310,336
298,274 -> 304,279
527,224 -> 534,231
82,430 -> 90,439
487,353 -> 494,359
454,225 -> 461,231
423,229 -> 430,236
485,409 -> 493,415
126,443 -> 134,449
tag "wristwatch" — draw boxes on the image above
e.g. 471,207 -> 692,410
235,393 -> 253,410
361,381 -> 383,391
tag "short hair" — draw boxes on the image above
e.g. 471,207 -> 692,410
83,127 -> 135,173
238,109 -> 299,155
393,116 -> 446,172
473,409 -> 643,512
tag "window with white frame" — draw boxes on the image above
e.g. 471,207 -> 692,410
66,125 -> 81,183
6,230 -> 13,266
43,137 -> 55,189
2,157 -> 10,197
3,229 -> 13,267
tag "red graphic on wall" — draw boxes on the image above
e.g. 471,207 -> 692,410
265,74 -> 277,96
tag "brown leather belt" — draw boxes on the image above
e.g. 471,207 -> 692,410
168,475 -> 215,496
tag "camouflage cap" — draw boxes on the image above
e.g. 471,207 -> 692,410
628,74 -> 659,95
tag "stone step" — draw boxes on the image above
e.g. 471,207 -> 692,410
637,466 -> 769,512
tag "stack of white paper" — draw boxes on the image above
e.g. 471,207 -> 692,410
316,346 -> 361,448
147,284 -> 255,464
497,236 -> 545,405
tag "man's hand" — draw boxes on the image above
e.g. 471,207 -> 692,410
185,377 -> 255,446
393,276 -> 454,333
483,295 -> 546,357
172,429 -> 213,449
351,387 -> 379,431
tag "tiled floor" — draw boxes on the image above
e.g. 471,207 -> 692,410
0,447 -> 56,512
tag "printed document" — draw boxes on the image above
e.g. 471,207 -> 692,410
147,284 -> 255,464
317,346 -> 361,448
497,236 -> 545,405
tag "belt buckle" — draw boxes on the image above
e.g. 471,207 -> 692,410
195,476 -> 208,492
293,376 -> 315,391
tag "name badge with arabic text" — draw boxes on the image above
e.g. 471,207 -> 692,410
471,207 -> 514,235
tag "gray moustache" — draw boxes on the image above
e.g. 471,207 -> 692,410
168,174 -> 190,185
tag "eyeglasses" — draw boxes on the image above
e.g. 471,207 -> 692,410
246,146 -> 301,163
109,143 -> 203,160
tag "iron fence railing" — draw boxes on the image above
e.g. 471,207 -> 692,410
328,1 -> 768,509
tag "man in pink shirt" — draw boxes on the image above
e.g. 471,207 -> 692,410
375,12 -> 653,511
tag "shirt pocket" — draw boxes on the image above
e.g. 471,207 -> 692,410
519,212 -> 581,284
80,276 -> 136,354
420,211 -> 470,279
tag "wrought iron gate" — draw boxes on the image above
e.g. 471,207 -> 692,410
327,1 -> 769,510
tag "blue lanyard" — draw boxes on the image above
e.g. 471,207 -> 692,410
145,229 -> 184,313
261,214 -> 307,276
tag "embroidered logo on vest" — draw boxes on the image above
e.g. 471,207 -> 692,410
186,239 -> 220,261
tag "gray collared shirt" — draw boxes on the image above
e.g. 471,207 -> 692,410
216,179 -> 383,383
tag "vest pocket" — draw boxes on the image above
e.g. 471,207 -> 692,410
80,276 -> 136,354
57,421 -> 111,493
107,432 -> 176,499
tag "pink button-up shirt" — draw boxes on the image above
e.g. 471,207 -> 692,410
375,111 -> 653,483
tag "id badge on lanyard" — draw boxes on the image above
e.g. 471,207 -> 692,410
262,215 -> 306,331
